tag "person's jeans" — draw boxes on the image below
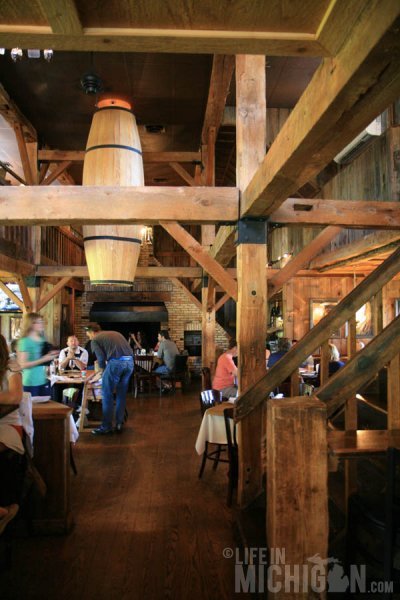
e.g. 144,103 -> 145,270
101,358 -> 134,429
24,383 -> 50,397
154,365 -> 170,375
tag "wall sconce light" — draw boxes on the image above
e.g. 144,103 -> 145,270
141,226 -> 153,245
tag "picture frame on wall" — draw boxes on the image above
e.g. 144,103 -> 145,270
10,316 -> 22,341
345,302 -> 374,338
310,299 -> 341,338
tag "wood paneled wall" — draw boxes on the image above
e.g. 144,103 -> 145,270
283,276 -> 400,356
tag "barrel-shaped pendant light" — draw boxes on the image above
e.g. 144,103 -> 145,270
82,98 -> 144,285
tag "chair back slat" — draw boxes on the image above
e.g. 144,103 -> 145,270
200,389 -> 222,416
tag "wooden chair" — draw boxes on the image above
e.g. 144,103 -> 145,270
346,447 -> 400,596
199,389 -> 222,416
198,389 -> 226,478
159,354 -> 189,395
202,367 -> 212,390
133,356 -> 157,397
223,407 -> 239,506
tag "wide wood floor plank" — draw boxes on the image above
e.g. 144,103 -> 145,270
2,387 -> 241,599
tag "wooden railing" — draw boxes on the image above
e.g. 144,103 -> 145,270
0,225 -> 32,262
234,246 -> 400,595
41,226 -> 85,266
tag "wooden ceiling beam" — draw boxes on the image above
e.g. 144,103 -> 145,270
169,162 -> 195,187
37,276 -> 72,311
160,222 -> 238,300
36,266 -> 204,278
0,83 -> 36,142
14,123 -> 34,185
270,198 -> 400,229
268,226 -> 342,298
40,160 -> 73,186
0,28 -> 326,57
310,230 -> 400,270
0,185 -> 238,225
241,2 -> 400,218
37,150 -> 201,163
15,276 -> 33,311
0,281 -> 24,311
38,0 -> 82,35
316,0 -> 368,55
201,55 -> 235,145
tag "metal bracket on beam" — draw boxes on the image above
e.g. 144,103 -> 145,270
237,218 -> 267,245
25,276 -> 40,287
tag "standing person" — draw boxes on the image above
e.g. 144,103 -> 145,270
84,324 -> 101,368
17,313 -> 58,396
212,339 -> 238,399
154,330 -> 179,392
86,327 -> 133,435
59,335 -> 88,371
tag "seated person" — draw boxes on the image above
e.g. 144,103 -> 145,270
154,331 -> 179,390
212,339 -> 238,400
59,335 -> 88,371
315,343 -> 345,386
0,334 -> 25,526
267,337 -> 292,368
327,342 -> 345,376
129,331 -> 148,354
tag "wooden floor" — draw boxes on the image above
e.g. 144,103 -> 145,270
2,384 -> 243,600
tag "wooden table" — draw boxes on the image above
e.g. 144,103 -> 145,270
31,400 -> 73,534
327,429 -> 400,459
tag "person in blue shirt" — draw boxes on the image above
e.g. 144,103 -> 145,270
267,338 -> 292,369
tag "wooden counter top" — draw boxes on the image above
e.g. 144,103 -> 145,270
32,400 -> 72,420
327,429 -> 400,458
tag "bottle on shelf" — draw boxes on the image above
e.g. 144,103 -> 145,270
270,301 -> 280,327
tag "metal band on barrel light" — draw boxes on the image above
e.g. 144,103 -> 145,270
89,280 -> 135,285
85,144 -> 142,156
96,106 -> 133,114
84,235 -> 141,244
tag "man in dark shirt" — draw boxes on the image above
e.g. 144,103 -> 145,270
86,327 -> 134,435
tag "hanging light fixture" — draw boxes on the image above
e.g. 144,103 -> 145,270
10,48 -> 23,62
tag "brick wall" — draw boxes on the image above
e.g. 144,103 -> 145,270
74,243 -> 230,364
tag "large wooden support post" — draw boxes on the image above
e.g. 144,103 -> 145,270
26,141 -> 41,265
267,397 -> 328,598
387,354 -> 400,429
372,289 -> 386,399
202,276 -> 216,379
24,276 -> 40,313
237,220 -> 267,506
345,315 -> 358,510
235,54 -> 266,507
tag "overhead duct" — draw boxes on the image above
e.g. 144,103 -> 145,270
334,117 -> 383,165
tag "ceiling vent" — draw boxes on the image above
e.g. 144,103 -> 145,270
145,124 -> 165,134
334,117 -> 383,165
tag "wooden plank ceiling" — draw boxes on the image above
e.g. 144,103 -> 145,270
0,1 -> 399,284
